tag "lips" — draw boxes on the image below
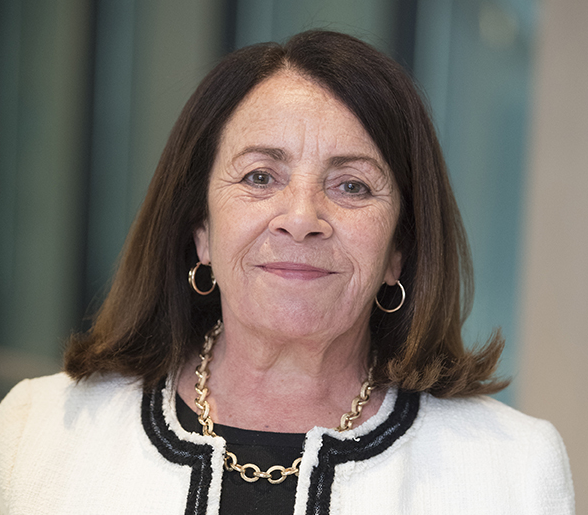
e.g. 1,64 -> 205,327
259,262 -> 334,280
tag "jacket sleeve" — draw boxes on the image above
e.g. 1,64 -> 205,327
0,379 -> 33,515
524,418 -> 575,514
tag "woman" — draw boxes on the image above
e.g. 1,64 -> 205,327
0,31 -> 574,514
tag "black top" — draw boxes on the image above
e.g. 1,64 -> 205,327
176,394 -> 305,515
143,380 -> 419,515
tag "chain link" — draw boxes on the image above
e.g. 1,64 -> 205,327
335,375 -> 374,432
224,452 -> 303,484
193,321 -> 374,483
194,321 -> 222,437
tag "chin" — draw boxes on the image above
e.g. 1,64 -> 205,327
258,306 -> 358,341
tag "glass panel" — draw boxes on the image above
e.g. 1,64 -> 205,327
414,0 -> 537,405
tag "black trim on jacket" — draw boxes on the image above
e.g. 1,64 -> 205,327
142,378 -> 215,515
305,389 -> 420,514
142,378 -> 420,515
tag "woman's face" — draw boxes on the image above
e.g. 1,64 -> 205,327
194,72 -> 402,342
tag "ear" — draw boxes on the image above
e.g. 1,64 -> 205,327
193,221 -> 211,264
383,248 -> 402,286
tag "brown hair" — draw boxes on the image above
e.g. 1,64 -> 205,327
65,30 -> 507,397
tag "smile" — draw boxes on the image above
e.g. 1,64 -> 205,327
258,262 -> 335,280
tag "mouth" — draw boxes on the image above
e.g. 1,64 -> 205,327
258,262 -> 335,280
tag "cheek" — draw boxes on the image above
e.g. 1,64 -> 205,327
342,210 -> 396,279
207,197 -> 269,270
207,189 -> 241,253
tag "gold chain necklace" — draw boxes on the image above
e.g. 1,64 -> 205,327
193,321 -> 375,484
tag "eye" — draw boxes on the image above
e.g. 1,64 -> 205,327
243,171 -> 274,187
339,181 -> 370,195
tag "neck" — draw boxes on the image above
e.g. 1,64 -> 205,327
177,318 -> 383,433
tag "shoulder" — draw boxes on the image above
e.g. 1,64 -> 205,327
0,371 -> 143,438
1,373 -> 146,511
0,373 -> 143,483
416,392 -> 570,462
411,392 -> 574,511
0,372 -> 141,418
418,393 -> 569,455
0,373 -> 72,445
1,373 -> 72,411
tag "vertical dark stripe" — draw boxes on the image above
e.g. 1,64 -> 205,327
82,0 -> 137,318
77,0 -> 99,332
223,0 -> 239,54
394,0 -> 420,74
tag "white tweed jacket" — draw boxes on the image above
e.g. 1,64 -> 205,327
0,373 -> 575,514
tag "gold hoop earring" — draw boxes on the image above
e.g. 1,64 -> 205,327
188,262 -> 216,295
375,280 -> 405,313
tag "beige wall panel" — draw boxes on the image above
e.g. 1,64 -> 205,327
520,0 -> 588,511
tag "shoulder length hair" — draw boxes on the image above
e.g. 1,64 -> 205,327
65,30 -> 507,397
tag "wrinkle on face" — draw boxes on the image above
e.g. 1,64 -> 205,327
194,71 -> 402,347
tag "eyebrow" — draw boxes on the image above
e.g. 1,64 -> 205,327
329,155 -> 387,175
233,147 -> 386,174
233,146 -> 290,162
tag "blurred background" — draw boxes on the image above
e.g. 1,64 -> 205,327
0,0 -> 586,509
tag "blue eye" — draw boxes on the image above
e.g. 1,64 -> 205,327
244,171 -> 273,187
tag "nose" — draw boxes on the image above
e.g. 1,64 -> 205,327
268,180 -> 333,242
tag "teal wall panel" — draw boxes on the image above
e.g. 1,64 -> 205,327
414,0 -> 537,405
0,0 -> 93,356
235,0 -> 397,51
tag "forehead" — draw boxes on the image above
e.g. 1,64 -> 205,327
216,71 -> 384,161
234,72 -> 340,115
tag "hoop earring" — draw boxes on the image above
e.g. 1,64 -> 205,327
375,280 -> 405,313
188,262 -> 216,295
